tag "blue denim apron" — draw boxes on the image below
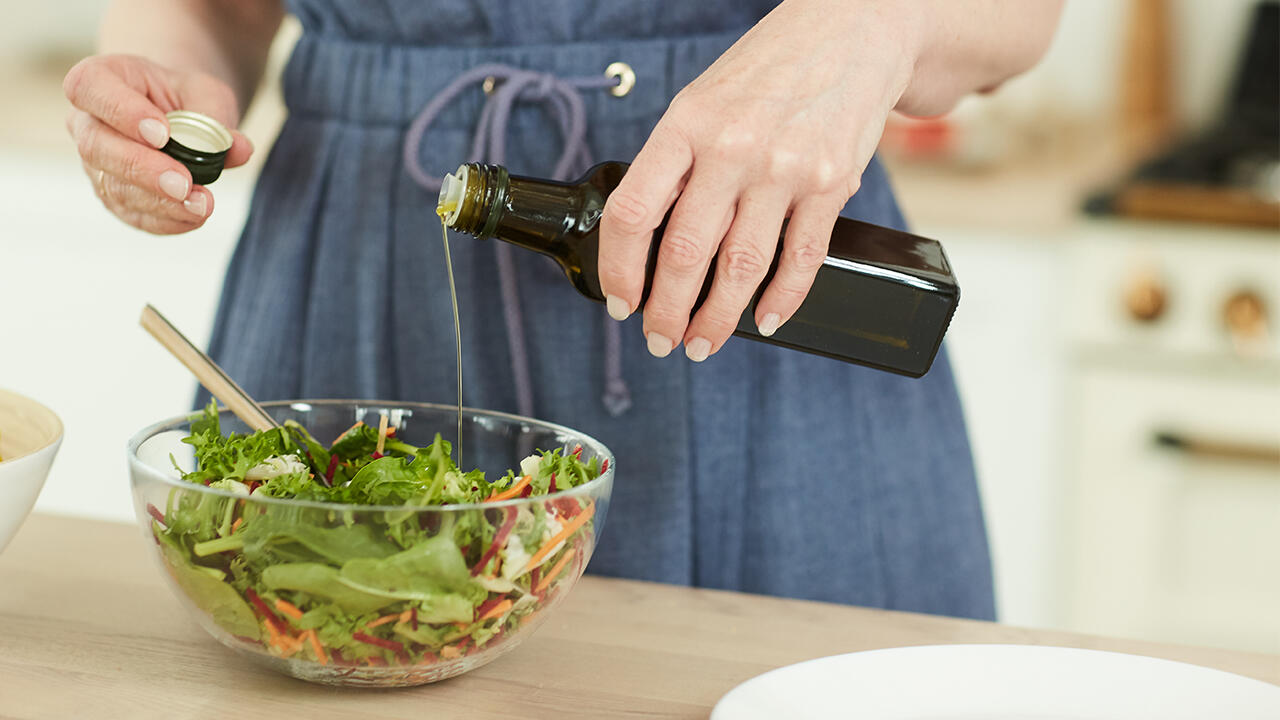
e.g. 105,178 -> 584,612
205,0 -> 996,620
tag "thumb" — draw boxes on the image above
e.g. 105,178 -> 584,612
223,130 -> 255,169
173,73 -> 254,169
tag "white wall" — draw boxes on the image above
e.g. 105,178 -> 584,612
0,150 -> 246,522
994,0 -> 1257,130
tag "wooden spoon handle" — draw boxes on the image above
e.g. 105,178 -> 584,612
139,304 -> 279,432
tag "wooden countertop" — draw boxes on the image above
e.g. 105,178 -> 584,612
1,514 -> 1275,718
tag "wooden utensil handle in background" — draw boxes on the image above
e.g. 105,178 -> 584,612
1154,430 -> 1280,466
1120,0 -> 1176,155
139,304 -> 278,432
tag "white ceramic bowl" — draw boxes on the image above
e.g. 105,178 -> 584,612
0,388 -> 63,552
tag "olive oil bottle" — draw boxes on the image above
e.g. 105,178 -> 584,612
437,162 -> 959,377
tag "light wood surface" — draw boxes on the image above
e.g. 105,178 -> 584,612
1,514 -> 1275,719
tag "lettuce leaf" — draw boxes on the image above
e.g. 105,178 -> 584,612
157,529 -> 259,640
338,534 -> 473,599
261,563 -> 393,614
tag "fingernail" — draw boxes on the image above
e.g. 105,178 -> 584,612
758,313 -> 782,337
685,337 -> 711,362
159,171 -> 189,201
139,118 -> 168,148
184,192 -> 207,217
606,294 -> 631,321
646,332 -> 673,358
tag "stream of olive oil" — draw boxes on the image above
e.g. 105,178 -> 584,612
437,211 -> 463,466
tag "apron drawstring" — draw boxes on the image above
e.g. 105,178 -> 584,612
402,64 -> 632,419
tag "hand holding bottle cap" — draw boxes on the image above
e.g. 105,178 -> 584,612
63,54 -> 254,235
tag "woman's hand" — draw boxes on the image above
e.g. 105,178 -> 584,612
597,0 -> 1060,362
64,54 -> 254,235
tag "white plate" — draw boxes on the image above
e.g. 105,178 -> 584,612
712,644 -> 1280,720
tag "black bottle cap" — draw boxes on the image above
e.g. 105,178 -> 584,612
161,111 -> 233,186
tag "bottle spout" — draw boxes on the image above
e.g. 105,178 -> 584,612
437,164 -> 470,226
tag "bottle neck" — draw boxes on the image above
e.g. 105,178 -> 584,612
443,163 -> 582,250
440,163 -> 500,236
440,162 -> 606,300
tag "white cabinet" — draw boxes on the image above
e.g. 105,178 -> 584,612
1065,221 -> 1280,654
932,218 -> 1280,654
1068,365 -> 1280,653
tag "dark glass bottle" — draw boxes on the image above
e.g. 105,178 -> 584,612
437,161 -> 959,377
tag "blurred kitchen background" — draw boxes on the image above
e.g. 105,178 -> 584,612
1,1 -> 1276,656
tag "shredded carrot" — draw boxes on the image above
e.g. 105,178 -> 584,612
366,612 -> 400,629
478,599 -> 513,622
266,634 -> 285,655
452,622 -> 469,632
230,517 -> 243,534
439,644 -> 464,660
375,412 -> 389,454
305,629 -> 328,666
535,548 -> 576,594
485,475 -> 532,502
264,621 -> 302,657
399,609 -> 413,624
523,501 -> 595,573
274,598 -> 304,621
331,420 -> 365,446
281,634 -> 304,658
263,618 -> 285,647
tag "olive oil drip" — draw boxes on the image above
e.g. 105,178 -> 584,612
436,207 -> 463,465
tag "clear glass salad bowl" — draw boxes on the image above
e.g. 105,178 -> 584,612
128,400 -> 613,687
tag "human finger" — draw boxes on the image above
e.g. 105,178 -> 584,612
598,119 -> 693,320
753,194 -> 844,337
681,188 -> 788,361
63,57 -> 171,149
68,109 -> 194,203
87,160 -> 214,230
640,169 -> 738,358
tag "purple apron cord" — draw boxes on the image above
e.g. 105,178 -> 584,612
403,64 -> 633,418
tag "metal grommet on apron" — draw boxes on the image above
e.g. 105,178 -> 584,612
604,62 -> 635,97
403,63 -> 636,418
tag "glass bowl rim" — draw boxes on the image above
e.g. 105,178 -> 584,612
127,398 -> 614,513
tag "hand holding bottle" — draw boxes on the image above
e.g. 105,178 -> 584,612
596,0 -> 1061,362
63,54 -> 254,234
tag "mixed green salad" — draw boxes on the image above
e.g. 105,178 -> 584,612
147,403 -> 604,670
